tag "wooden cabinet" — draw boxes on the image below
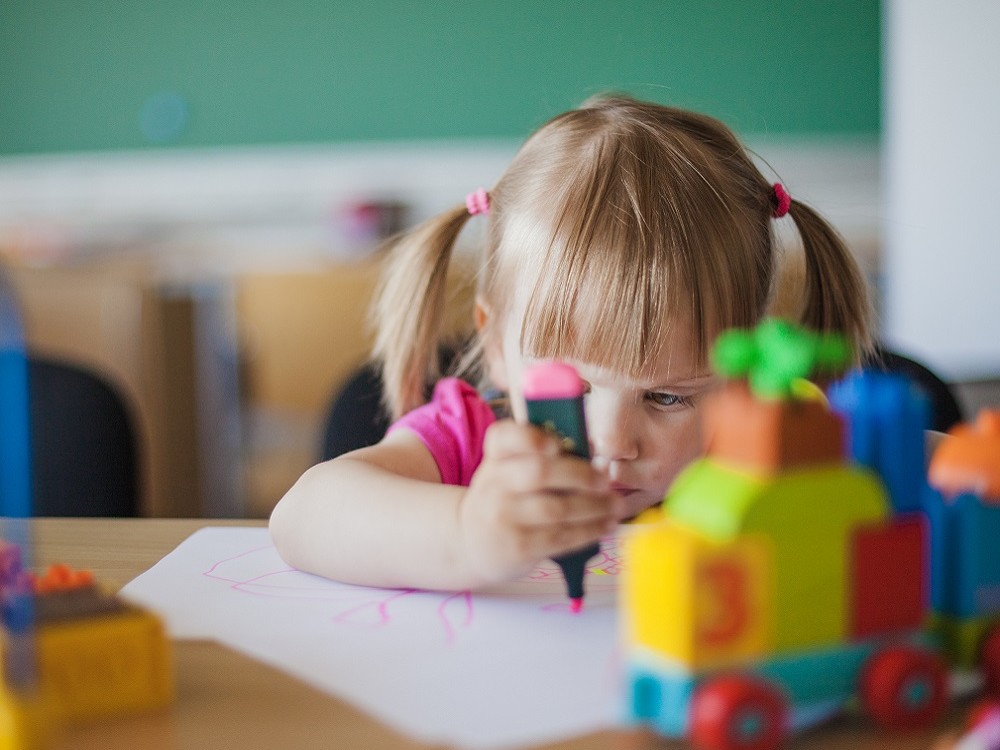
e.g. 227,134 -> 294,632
8,259 -> 202,517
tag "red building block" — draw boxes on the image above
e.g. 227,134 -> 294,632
850,516 -> 927,638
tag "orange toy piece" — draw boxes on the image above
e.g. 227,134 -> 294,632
929,409 -> 1000,500
30,564 -> 95,595
702,382 -> 845,474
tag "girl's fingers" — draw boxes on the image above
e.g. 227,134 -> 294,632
516,517 -> 615,562
482,420 -> 561,460
487,452 -> 608,495
508,489 -> 621,527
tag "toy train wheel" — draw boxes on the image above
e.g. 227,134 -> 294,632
979,625 -> 1000,696
860,645 -> 948,730
689,675 -> 787,750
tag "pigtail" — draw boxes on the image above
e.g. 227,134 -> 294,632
371,204 -> 472,419
786,200 -> 875,363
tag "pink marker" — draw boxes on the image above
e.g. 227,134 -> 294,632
522,361 -> 600,613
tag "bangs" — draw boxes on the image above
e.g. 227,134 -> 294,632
523,263 -> 683,380
520,214 -> 693,378
514,135 -> 766,376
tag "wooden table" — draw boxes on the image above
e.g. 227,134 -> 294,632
31,518 -> 968,750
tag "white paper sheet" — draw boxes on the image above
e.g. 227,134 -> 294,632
121,527 -> 622,750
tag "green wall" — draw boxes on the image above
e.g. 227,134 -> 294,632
0,1 -> 880,155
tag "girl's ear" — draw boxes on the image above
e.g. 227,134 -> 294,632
475,298 -> 509,391
474,298 -> 489,333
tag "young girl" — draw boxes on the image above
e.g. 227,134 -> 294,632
269,94 -> 873,591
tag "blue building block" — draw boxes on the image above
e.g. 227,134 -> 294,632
0,275 -> 31,520
927,491 -> 1000,618
754,640 -> 872,706
829,369 -> 931,514
0,272 -> 36,688
924,483 -> 953,613
624,656 -> 695,736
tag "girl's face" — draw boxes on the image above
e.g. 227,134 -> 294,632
484,303 -> 718,520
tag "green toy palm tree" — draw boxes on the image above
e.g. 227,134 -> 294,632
711,318 -> 849,401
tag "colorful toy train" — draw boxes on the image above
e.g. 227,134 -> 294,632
621,319 -> 1000,750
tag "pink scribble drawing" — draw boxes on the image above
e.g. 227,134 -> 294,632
201,536 -> 621,645
437,591 -> 475,644
332,588 -> 417,628
203,544 -> 295,587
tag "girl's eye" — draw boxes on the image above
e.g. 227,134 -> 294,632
645,392 -> 694,410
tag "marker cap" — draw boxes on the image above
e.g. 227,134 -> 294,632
521,362 -> 584,400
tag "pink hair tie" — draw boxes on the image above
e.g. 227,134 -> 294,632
465,187 -> 490,216
772,183 -> 791,218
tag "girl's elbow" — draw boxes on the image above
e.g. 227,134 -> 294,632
269,460 -> 345,572
268,495 -> 298,568
268,470 -> 316,569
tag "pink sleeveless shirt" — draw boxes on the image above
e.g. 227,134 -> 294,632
386,378 -> 497,487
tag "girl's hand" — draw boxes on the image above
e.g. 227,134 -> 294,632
457,419 -> 620,585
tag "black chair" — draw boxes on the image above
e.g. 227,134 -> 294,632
319,361 -> 393,461
28,357 -> 140,517
869,345 -> 964,433
320,346 -> 464,461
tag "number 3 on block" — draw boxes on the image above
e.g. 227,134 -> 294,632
693,542 -> 770,663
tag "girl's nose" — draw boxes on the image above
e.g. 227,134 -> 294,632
587,397 -> 640,462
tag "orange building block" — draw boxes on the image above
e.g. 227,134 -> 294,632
850,516 -> 928,639
929,409 -> 1000,501
30,564 -> 95,594
701,382 -> 845,475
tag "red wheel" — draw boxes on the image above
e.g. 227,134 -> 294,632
690,674 -> 787,750
979,625 -> 1000,696
860,645 -> 948,730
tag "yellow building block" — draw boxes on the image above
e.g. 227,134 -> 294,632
622,520 -> 772,670
3,569 -> 173,747
665,461 -> 889,654
0,683 -> 53,750
34,606 -> 172,724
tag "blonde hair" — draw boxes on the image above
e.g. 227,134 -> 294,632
373,95 -> 873,419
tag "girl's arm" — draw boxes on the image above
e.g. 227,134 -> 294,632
270,430 -> 472,589
269,422 -> 619,590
